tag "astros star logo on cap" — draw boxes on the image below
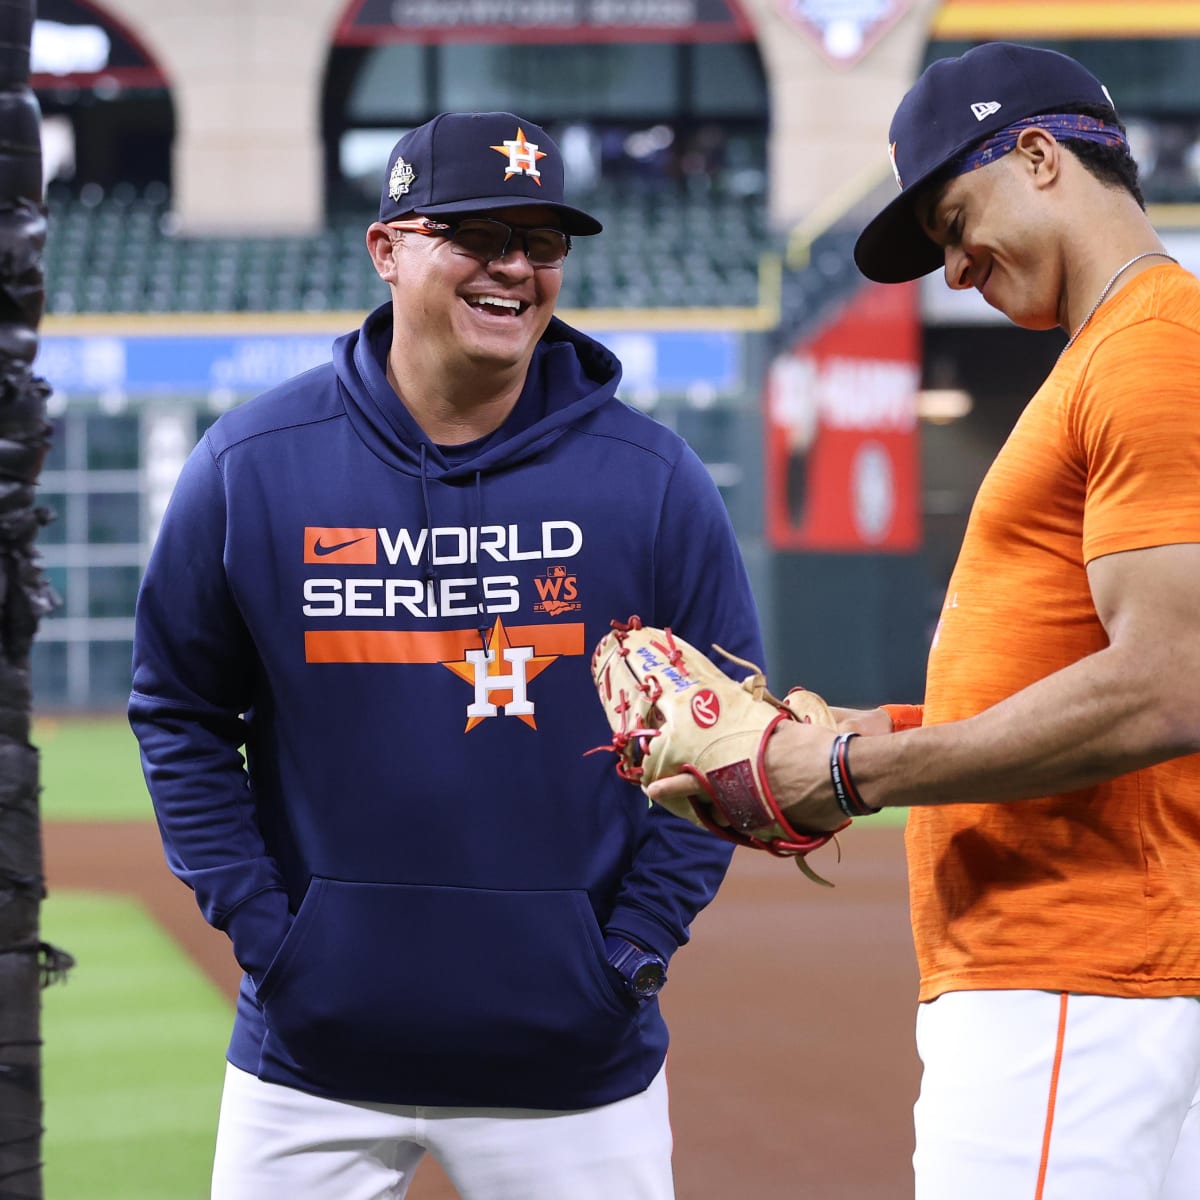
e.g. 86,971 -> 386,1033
491,127 -> 547,184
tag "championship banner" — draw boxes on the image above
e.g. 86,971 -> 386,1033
336,0 -> 754,43
765,282 -> 920,552
777,0 -> 912,67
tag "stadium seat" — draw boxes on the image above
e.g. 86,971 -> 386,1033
44,182 -> 780,315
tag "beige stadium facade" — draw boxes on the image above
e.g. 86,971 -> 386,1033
91,0 -> 947,237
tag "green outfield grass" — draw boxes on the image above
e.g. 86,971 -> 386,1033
41,892 -> 229,1199
37,715 -> 229,1197
35,714 -> 153,821
33,712 -> 905,1199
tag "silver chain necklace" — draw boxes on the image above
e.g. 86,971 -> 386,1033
1060,250 -> 1178,357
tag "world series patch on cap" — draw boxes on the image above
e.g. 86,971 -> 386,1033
378,111 -> 602,236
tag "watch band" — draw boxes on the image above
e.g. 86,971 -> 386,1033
604,935 -> 667,999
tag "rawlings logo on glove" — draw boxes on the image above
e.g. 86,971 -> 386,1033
589,616 -> 846,885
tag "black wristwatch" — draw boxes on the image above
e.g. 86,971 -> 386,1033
605,935 -> 667,1000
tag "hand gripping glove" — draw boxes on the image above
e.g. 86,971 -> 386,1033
589,616 -> 845,885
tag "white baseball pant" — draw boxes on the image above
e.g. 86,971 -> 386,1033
914,990 -> 1200,1200
210,1060 -> 674,1200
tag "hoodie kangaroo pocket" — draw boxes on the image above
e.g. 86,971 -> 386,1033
255,877 -> 639,1099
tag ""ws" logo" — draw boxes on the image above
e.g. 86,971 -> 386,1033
533,565 -> 581,616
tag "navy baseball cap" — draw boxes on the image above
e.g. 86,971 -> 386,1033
854,43 -> 1117,283
378,111 -> 602,236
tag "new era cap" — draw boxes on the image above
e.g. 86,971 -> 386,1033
854,43 -> 1116,283
379,111 -> 602,236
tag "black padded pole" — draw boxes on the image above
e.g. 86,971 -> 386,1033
0,4 -> 73,1196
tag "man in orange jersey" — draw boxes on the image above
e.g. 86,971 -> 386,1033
652,42 -> 1200,1200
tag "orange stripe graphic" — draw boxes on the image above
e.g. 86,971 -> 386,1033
1034,993 -> 1070,1199
305,623 -> 585,663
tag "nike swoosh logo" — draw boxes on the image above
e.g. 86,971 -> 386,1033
313,535 -> 369,557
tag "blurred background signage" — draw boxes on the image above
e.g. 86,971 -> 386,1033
337,0 -> 753,41
32,0 -> 163,88
778,0 -> 911,66
35,328 -> 742,404
765,282 -> 921,552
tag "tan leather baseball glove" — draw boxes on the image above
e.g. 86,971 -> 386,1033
589,616 -> 845,884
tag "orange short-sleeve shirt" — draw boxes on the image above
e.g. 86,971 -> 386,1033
908,263 -> 1200,1002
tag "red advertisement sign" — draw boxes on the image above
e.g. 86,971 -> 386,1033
765,282 -> 921,552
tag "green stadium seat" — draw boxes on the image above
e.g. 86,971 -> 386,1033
44,182 -> 779,315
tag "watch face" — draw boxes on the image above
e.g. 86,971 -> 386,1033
630,959 -> 667,997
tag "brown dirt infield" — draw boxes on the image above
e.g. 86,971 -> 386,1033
45,821 -> 920,1199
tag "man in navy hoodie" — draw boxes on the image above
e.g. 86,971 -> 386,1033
129,111 -> 765,1199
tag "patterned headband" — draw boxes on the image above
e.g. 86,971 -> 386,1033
952,113 -> 1127,178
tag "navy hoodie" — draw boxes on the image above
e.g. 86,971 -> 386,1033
129,303 -> 764,1110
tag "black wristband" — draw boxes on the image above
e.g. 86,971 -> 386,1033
830,732 -> 880,818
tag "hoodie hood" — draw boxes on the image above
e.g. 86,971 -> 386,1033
334,302 -> 622,481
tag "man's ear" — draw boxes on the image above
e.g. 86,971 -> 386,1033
366,222 -> 400,282
1015,127 -> 1060,187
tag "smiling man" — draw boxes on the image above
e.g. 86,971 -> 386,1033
647,42 -> 1200,1200
129,112 -> 765,1199
366,116 -> 602,444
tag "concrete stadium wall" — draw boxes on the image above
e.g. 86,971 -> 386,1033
737,0 -> 942,227
96,0 -> 343,234
92,0 -> 944,236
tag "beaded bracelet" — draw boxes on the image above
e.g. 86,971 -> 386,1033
829,731 -> 881,818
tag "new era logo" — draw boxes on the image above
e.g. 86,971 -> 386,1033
971,101 -> 1002,121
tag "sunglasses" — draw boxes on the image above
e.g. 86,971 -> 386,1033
386,217 -> 571,269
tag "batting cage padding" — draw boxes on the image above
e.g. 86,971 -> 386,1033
0,2 -> 72,1197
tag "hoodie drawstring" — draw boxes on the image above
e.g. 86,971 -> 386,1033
473,470 -> 489,650
418,443 -> 436,588
419,446 -> 490,654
